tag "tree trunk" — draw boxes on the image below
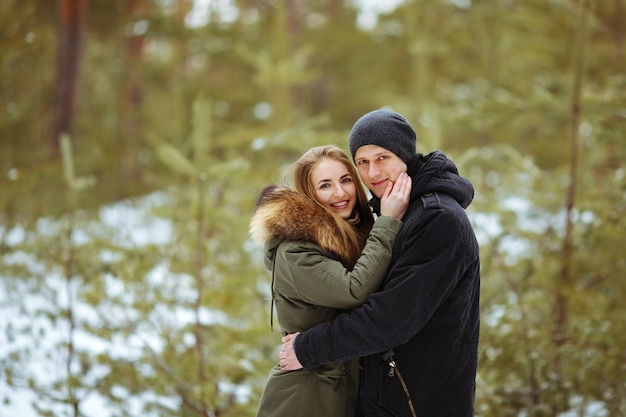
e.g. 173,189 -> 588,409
50,0 -> 85,154
118,0 -> 145,193
613,0 -> 624,71
553,0 -> 590,415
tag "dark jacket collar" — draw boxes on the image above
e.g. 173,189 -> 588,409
370,151 -> 474,215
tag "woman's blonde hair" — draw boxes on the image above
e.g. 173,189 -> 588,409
283,145 -> 374,267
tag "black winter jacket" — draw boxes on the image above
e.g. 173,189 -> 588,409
294,151 -> 480,417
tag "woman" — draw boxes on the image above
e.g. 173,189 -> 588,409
249,145 -> 411,417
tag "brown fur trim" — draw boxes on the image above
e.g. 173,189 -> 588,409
249,186 -> 354,266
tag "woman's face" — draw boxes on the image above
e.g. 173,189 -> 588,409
311,158 -> 358,220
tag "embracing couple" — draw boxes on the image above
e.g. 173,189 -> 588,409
250,109 -> 480,417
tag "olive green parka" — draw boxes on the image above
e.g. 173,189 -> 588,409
250,186 -> 403,417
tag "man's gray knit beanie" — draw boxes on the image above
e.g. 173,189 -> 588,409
349,109 -> 417,164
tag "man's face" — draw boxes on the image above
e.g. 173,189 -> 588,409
354,144 -> 408,198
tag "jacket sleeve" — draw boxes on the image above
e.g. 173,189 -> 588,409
275,216 -> 402,310
294,209 -> 468,368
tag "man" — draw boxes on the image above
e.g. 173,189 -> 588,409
280,109 -> 480,417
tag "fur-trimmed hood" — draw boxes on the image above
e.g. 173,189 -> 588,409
249,185 -> 354,266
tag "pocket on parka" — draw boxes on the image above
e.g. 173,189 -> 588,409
257,361 -> 359,417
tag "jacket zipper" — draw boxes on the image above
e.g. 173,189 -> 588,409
383,350 -> 417,417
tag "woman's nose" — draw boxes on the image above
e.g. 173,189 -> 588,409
335,184 -> 347,196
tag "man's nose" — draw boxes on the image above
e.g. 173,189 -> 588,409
368,163 -> 380,178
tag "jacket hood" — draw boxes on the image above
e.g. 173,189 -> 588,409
414,151 -> 474,208
370,151 -> 474,214
249,185 -> 354,267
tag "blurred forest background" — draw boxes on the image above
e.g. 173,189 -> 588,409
1,0 -> 625,416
